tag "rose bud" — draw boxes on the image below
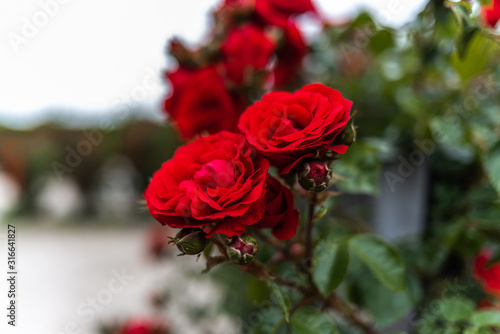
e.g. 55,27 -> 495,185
339,121 -> 357,146
226,233 -> 259,265
169,228 -> 209,256
298,160 -> 333,192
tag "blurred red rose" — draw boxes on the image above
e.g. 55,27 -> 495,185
223,0 -> 315,27
238,83 -> 352,174
221,24 -> 275,84
119,319 -> 168,334
144,131 -> 269,238
163,66 -> 241,139
482,0 -> 500,28
254,175 -> 299,240
474,250 -> 500,298
146,225 -> 174,260
273,22 -> 307,87
255,0 -> 316,27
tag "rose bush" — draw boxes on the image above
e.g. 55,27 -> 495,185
238,83 -> 352,174
144,131 -> 269,237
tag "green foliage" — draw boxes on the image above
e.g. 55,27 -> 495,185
349,235 -> 406,291
484,142 -> 500,196
290,307 -> 338,334
269,280 -> 291,323
313,238 -> 350,295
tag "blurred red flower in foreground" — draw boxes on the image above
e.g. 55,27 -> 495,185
254,175 -> 299,240
482,0 -> 500,28
163,67 -> 241,139
119,319 -> 169,334
221,24 -> 275,84
474,250 -> 500,299
144,131 -> 269,238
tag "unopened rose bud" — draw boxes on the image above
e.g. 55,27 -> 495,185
298,160 -> 333,192
226,233 -> 259,265
169,228 -> 209,256
340,121 -> 357,146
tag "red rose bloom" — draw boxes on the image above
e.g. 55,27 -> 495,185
144,131 -> 269,238
238,83 -> 352,174
119,319 -> 168,334
221,24 -> 275,84
223,0 -> 315,27
255,175 -> 299,240
255,0 -> 316,27
273,22 -> 307,87
474,250 -> 500,298
163,66 -> 241,139
482,0 -> 500,28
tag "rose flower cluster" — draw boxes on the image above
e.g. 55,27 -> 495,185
163,0 -> 317,139
144,0 -> 356,264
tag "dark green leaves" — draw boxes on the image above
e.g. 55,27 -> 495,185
484,142 -> 500,196
313,234 -> 405,295
290,307 -> 338,334
268,280 -> 291,323
349,234 -> 406,291
313,239 -> 350,295
445,0 -> 479,59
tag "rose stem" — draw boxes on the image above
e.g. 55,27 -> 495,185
303,193 -> 317,285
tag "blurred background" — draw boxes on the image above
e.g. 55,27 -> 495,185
2,0 -> 493,333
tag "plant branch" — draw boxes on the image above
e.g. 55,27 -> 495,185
323,293 -> 380,334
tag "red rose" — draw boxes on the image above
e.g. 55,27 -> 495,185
255,0 -> 316,27
255,175 -> 299,240
273,22 -> 307,87
474,250 -> 500,298
163,66 -> 241,139
238,83 -> 352,174
221,24 -> 275,84
222,0 -> 315,27
144,131 -> 269,238
482,0 -> 500,28
119,319 -> 168,334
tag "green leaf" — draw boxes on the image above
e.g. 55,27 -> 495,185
436,297 -> 475,322
290,307 -> 338,334
471,310 -> 500,328
326,242 -> 350,294
313,238 -> 350,295
445,0 -> 479,59
269,280 -> 291,323
484,142 -> 500,196
451,32 -> 500,83
349,234 -> 405,291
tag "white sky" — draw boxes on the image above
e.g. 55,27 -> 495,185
0,0 -> 428,128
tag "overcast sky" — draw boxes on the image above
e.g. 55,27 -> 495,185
0,0 -> 428,128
